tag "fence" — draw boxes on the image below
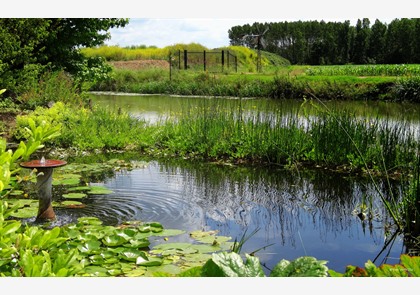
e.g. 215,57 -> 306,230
169,50 -> 237,73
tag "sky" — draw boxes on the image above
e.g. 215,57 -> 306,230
4,0 -> 418,50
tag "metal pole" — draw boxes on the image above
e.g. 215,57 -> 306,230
203,50 -> 206,71
222,50 -> 225,72
184,50 -> 188,70
169,53 -> 172,81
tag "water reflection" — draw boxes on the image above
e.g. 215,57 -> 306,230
57,159 -> 405,274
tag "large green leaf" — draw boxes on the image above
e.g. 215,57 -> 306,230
62,193 -> 87,199
401,254 -> 420,276
119,249 -> 147,262
201,252 -> 265,277
270,256 -> 329,277
102,235 -> 127,247
77,240 -> 102,254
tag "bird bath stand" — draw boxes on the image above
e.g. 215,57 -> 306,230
20,157 -> 67,221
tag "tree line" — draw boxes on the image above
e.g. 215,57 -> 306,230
228,18 -> 420,65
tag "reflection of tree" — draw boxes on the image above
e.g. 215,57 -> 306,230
159,160 -> 398,248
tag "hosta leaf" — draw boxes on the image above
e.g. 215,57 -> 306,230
202,252 -> 265,277
270,256 -> 328,277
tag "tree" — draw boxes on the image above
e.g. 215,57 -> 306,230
352,18 -> 371,64
367,19 -> 387,64
0,18 -> 129,98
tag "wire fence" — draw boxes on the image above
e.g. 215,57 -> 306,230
169,50 -> 237,73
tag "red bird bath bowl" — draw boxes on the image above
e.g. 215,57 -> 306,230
20,158 -> 67,221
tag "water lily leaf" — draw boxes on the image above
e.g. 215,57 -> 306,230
87,186 -> 113,195
136,256 -> 162,267
53,178 -> 80,186
192,235 -> 232,245
152,243 -> 200,255
59,201 -> 86,209
190,244 -> 221,253
82,266 -> 109,277
183,253 -> 212,263
7,199 -> 38,208
89,254 -> 106,265
62,193 -> 87,199
77,240 -> 101,254
157,229 -> 186,236
67,186 -> 91,192
119,249 -> 147,262
125,239 -> 150,248
115,228 -> 137,239
10,207 -> 37,218
190,230 -> 219,238
102,235 -> 127,247
77,217 -> 103,226
134,229 -> 185,240
124,267 -> 147,277
59,173 -> 82,179
107,268 -> 124,276
144,264 -> 182,276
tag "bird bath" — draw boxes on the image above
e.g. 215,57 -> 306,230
20,157 -> 67,221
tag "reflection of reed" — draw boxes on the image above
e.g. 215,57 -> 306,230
159,161 -> 399,248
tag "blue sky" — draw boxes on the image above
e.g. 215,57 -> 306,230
5,0 -> 413,49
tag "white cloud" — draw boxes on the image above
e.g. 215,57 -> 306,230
106,19 -> 262,49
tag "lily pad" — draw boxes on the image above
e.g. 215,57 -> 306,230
9,190 -> 25,196
62,193 -> 87,199
102,235 -> 127,247
136,256 -> 163,267
60,200 -> 86,209
87,186 -> 113,195
82,266 -> 109,277
77,240 -> 102,254
9,207 -> 37,218
53,178 -> 81,186
67,186 -> 92,192
119,249 -> 147,262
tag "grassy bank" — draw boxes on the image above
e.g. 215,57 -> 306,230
13,98 -> 420,177
82,45 -> 420,103
91,65 -> 420,102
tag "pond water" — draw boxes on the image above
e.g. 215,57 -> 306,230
65,92 -> 420,275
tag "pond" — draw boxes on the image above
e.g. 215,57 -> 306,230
57,92 -> 419,275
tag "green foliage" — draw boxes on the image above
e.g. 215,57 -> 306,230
270,256 -> 329,277
229,18 -> 420,65
329,255 -> 420,277
16,71 -> 84,109
201,252 -> 265,277
0,18 -> 129,98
